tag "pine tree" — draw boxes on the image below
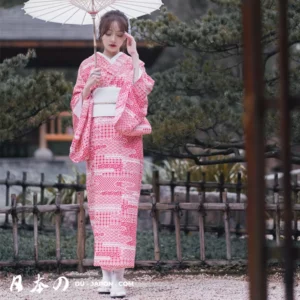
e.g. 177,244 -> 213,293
133,2 -> 300,165
0,50 -> 72,145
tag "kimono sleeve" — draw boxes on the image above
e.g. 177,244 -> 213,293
131,61 -> 155,115
114,61 -> 155,136
70,63 -> 86,133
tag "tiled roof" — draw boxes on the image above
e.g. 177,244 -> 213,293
1,5 -> 104,40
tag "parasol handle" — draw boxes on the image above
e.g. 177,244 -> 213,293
92,14 -> 97,68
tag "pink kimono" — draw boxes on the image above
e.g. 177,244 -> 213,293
69,52 -> 154,270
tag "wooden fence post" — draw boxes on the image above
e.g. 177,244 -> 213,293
11,194 -> 18,261
55,192 -> 62,274
218,173 -> 225,231
198,191 -> 206,261
170,171 -> 176,230
5,171 -> 10,225
222,190 -> 232,260
152,170 -> 160,231
174,193 -> 183,263
235,172 -> 242,237
184,172 -> 191,233
21,172 -> 27,226
150,193 -> 160,262
77,191 -> 86,273
33,192 -> 39,265
40,173 -> 45,228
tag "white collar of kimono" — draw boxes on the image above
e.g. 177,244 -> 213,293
97,51 -> 123,64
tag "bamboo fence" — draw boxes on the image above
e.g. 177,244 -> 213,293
0,170 -> 299,271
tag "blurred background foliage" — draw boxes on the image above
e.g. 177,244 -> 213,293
132,1 -> 300,164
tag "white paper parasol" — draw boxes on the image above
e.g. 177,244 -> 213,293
22,0 -> 163,66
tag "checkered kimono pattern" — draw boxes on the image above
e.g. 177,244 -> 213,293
69,52 -> 154,270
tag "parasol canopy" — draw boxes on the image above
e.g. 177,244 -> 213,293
22,0 -> 163,65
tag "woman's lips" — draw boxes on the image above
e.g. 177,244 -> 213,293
109,44 -> 116,47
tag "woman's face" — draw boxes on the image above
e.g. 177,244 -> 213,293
101,21 -> 126,56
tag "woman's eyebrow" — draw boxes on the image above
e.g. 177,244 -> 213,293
108,29 -> 123,32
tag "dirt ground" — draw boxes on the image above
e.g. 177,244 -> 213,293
1,269 -> 300,300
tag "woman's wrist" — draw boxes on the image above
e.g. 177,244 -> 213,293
132,53 -> 139,83
131,52 -> 139,59
82,85 -> 92,100
131,52 -> 139,64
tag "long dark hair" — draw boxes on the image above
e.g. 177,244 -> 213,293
98,10 -> 129,52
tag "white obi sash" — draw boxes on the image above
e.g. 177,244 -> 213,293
92,86 -> 120,117
72,67 -> 142,118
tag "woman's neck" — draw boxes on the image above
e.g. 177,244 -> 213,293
102,50 -> 120,59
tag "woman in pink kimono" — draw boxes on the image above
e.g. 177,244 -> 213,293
69,10 -> 154,299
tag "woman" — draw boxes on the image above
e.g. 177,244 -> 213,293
69,10 -> 155,299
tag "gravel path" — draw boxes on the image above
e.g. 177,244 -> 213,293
1,269 -> 300,300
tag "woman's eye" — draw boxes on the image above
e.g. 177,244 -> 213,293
105,32 -> 123,37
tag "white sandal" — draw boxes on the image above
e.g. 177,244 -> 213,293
97,269 -> 112,294
110,268 -> 126,298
